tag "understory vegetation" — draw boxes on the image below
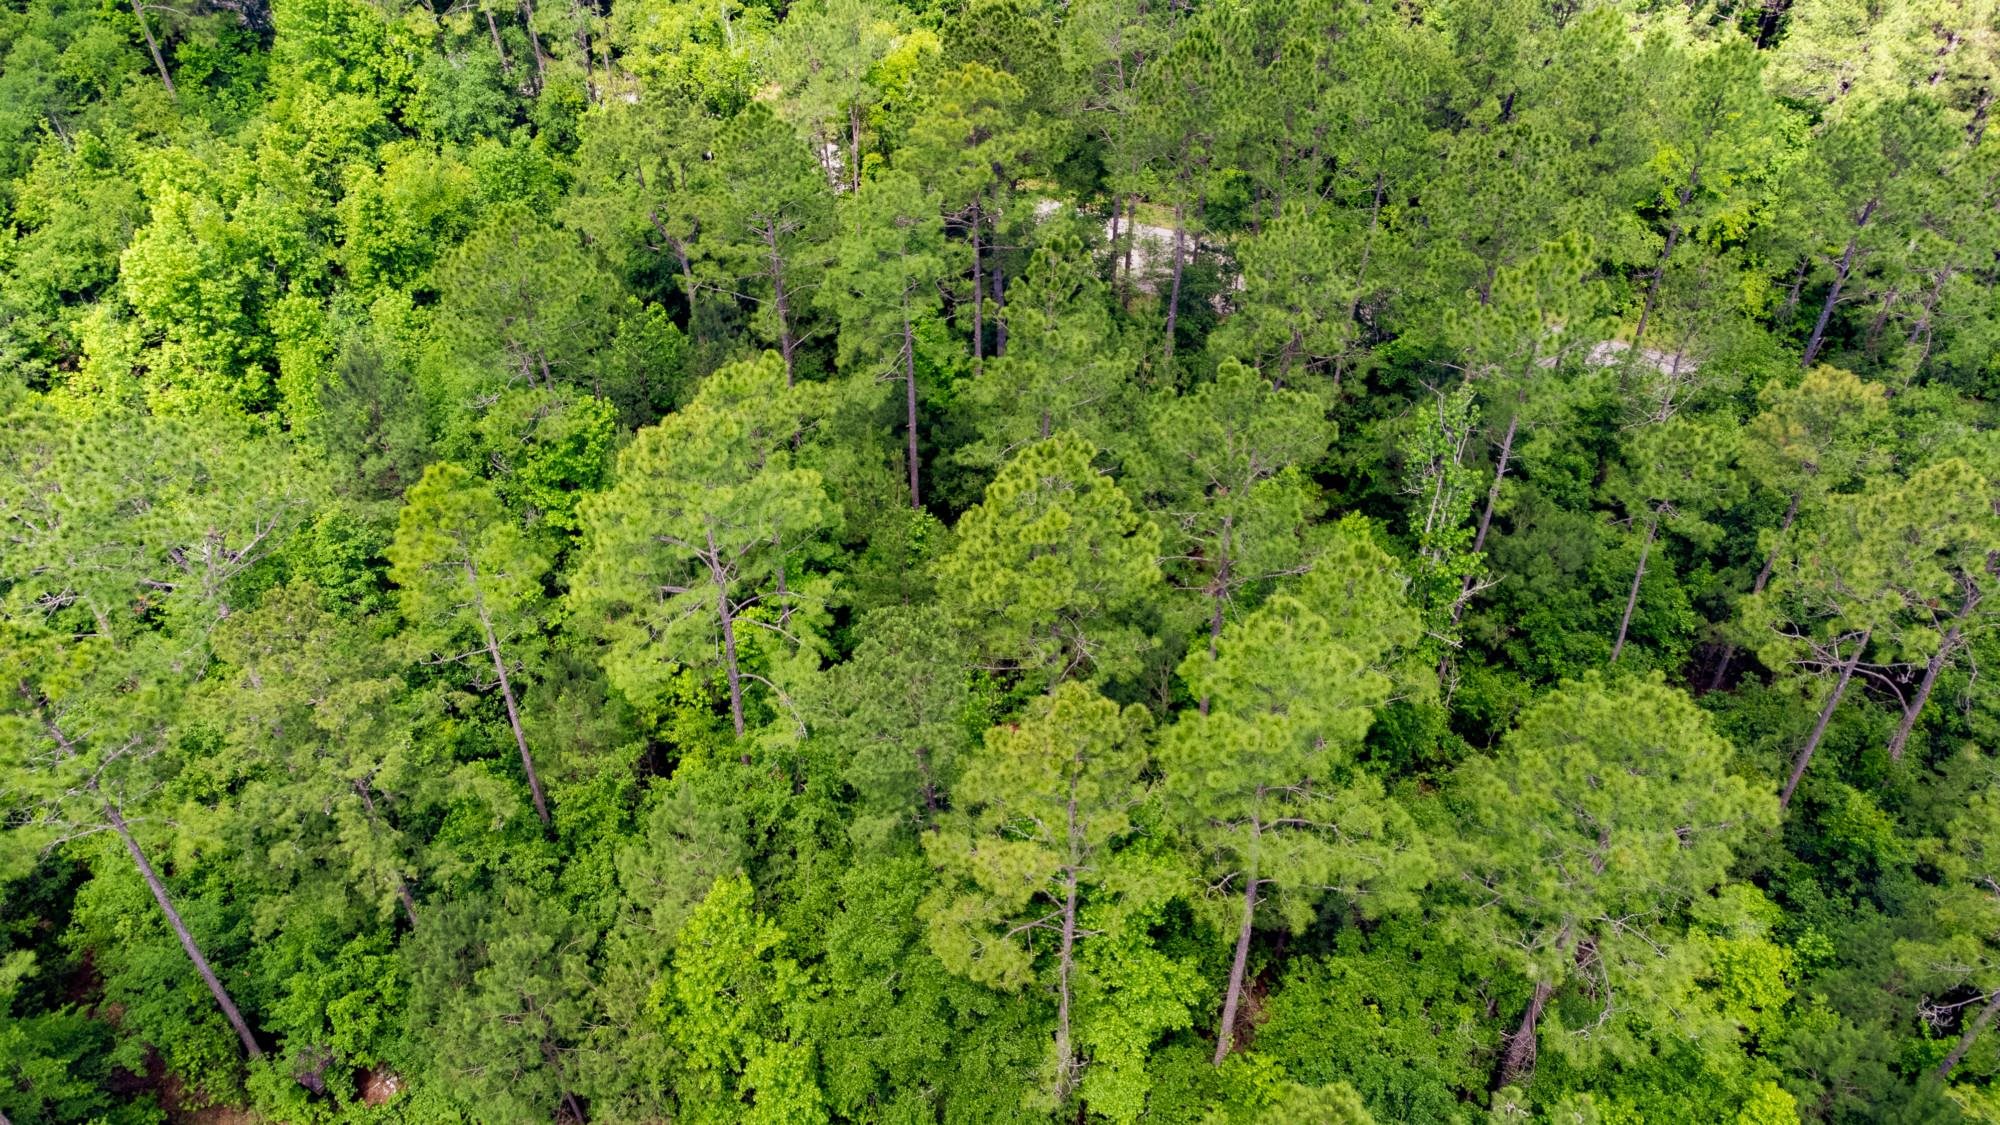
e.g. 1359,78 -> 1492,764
4,0 -> 2000,1120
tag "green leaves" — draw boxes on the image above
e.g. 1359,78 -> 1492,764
573,351 -> 835,726
937,432 -> 1163,687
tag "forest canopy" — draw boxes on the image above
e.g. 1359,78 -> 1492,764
4,0 -> 2000,1120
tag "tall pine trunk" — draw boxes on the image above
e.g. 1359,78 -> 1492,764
904,305 -> 922,509
707,529 -> 747,737
1888,591 -> 1976,760
104,800 -> 263,1059
133,0 -> 175,96
1212,834 -> 1260,1064
1802,199 -> 1877,368
470,567 -> 550,826
486,9 -> 512,74
1163,202 -> 1186,370
520,0 -> 547,93
1939,988 -> 2000,1081
1054,869 -> 1081,1096
1610,508 -> 1659,663
1496,980 -> 1554,1088
1448,411 -> 1519,627
765,229 -> 797,386
970,204 -> 985,374
1779,626 -> 1871,810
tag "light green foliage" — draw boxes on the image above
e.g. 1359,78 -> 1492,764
1161,585 -> 1429,937
1741,365 -> 1890,512
664,874 -> 825,1124
1447,674 -> 1777,1078
936,432 -> 1163,686
388,462 -> 548,658
923,681 -> 1167,1100
573,351 -> 835,723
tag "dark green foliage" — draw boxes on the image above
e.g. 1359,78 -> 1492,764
6,0 -> 2000,1121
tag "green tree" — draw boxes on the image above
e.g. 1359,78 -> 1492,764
1899,770 -> 2000,1081
900,61 -> 1040,373
1604,416 -> 1743,665
1708,365 -> 1890,689
807,605 -> 973,842
922,681 -> 1154,1100
1159,572 -> 1429,1064
936,432 -> 1163,686
206,585 -> 426,930
405,889 -> 594,1123
822,168 -> 946,508
961,229 -> 1137,471
1134,358 -> 1333,683
1748,461 -> 1992,809
699,105 -> 835,386
665,874 -> 826,1124
573,352 -> 834,735
1449,674 -> 1777,1087
387,462 -> 554,826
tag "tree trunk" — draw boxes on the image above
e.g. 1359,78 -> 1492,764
765,229 -> 797,386
1633,172 -> 1698,355
1212,845 -> 1260,1064
1779,627 -> 1871,810
470,571 -> 551,827
351,780 -> 420,930
992,262 -> 1008,357
1120,195 -> 1138,306
1469,412 -> 1518,558
1054,869 -> 1081,1096
103,801 -> 263,1059
1939,987 -> 2000,1081
1708,491 -> 1799,691
1610,508 -> 1659,663
970,204 -> 985,374
707,529 -> 746,737
1754,0 -> 1789,48
1447,411 -> 1519,627
1801,200 -> 1877,368
1335,173 -> 1388,388
1633,222 -> 1682,355
520,0 -> 547,93
133,0 -> 175,96
486,9 -> 512,73
1780,256 -> 1810,320
1888,593 -> 1975,760
849,102 -> 863,193
1496,980 -> 1554,1088
903,306 -> 922,509
1200,516 -> 1233,716
572,0 -> 595,103
1163,202 -> 1186,370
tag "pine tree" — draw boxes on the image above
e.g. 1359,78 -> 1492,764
387,462 -> 555,825
936,432 -> 1162,686
573,352 -> 834,735
922,682 -> 1154,1099
1159,577 -> 1430,1064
